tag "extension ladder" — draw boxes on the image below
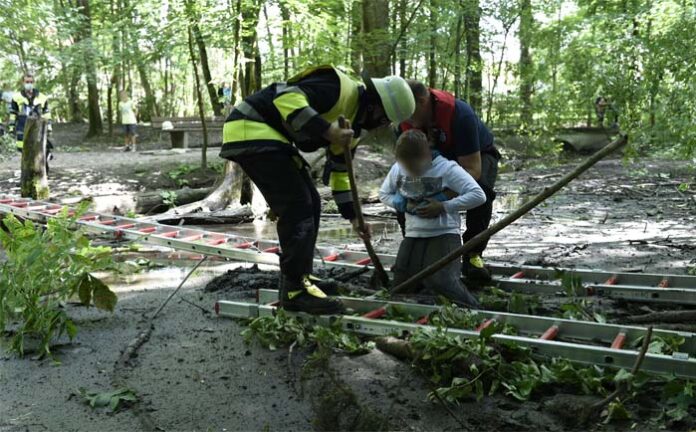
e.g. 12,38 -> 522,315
216,289 -> 696,379
0,194 -> 695,305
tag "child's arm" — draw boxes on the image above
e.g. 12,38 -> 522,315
379,164 -> 407,212
441,162 -> 486,213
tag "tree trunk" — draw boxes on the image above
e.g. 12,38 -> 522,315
241,0 -> 262,97
230,0 -> 243,105
192,21 -> 223,116
453,10 -> 463,98
121,0 -> 158,121
463,0 -> 483,112
397,0 -> 407,75
350,0 -> 363,74
152,162 -> 248,217
428,0 -> 437,88
518,0 -> 534,126
188,26 -> 209,169
279,1 -> 291,79
20,118 -> 49,199
68,67 -> 83,122
77,0 -> 103,137
362,0 -> 390,77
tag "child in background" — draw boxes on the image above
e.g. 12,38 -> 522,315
379,129 -> 486,308
119,91 -> 137,152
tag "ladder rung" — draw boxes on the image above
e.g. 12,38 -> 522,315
115,223 -> 136,230
263,246 -> 280,254
540,325 -> 560,340
180,234 -> 204,242
605,275 -> 618,285
476,319 -> 495,332
510,271 -> 525,279
79,215 -> 99,221
158,231 -> 179,238
611,331 -> 627,349
27,205 -> 48,211
362,307 -> 387,319
234,241 -> 254,248
43,207 -> 65,215
208,238 -> 228,246
416,315 -> 429,325
658,278 -> 669,288
10,201 -> 29,208
0,198 -> 13,203
323,253 -> 340,262
139,227 -> 157,234
355,257 -> 372,266
99,219 -> 117,225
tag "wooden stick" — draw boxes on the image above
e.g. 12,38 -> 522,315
338,116 -> 390,287
589,326 -> 653,414
391,134 -> 628,294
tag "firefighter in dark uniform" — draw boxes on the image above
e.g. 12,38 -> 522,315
398,80 -> 500,284
220,65 -> 415,314
9,73 -> 52,152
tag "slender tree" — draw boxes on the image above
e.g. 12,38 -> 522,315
463,0 -> 483,112
518,0 -> 534,126
76,0 -> 103,137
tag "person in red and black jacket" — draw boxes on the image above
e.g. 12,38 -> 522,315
397,80 -> 501,283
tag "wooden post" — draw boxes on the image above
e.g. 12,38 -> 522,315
20,117 -> 50,199
391,134 -> 628,294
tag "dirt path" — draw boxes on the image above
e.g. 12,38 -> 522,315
1,143 -> 694,430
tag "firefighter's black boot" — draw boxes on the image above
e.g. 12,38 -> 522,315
279,275 -> 345,315
306,274 -> 340,296
462,254 -> 492,284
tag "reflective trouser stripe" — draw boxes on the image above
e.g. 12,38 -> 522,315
222,120 -> 290,144
329,171 -> 350,192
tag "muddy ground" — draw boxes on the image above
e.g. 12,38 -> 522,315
0,125 -> 695,431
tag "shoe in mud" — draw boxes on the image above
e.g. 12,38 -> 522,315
279,275 -> 345,315
462,254 -> 492,284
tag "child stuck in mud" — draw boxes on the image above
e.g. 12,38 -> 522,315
379,129 -> 485,308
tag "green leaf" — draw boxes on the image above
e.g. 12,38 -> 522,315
92,280 -> 117,312
76,273 -> 93,305
613,369 -> 633,384
65,319 -> 78,340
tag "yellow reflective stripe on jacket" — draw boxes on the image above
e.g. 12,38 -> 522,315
329,171 -> 351,192
223,119 -> 290,144
287,65 -> 361,126
16,140 -> 23,149
321,68 -> 360,124
273,91 -> 309,122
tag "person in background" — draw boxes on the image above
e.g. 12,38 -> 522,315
594,96 -> 619,129
119,91 -> 138,152
9,73 -> 51,153
399,80 -> 500,284
218,82 -> 233,114
380,130 -> 485,308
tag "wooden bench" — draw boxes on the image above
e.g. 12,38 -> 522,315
152,116 -> 225,149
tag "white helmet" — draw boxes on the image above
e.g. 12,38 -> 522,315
362,73 -> 415,124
